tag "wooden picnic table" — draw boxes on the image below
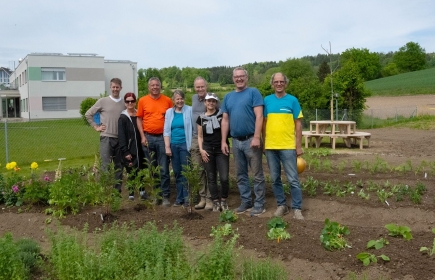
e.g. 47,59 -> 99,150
304,120 -> 370,149
309,120 -> 357,135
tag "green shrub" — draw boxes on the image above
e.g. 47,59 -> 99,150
0,233 -> 40,280
79,97 -> 98,125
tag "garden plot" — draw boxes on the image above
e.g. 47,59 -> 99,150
1,127 -> 435,280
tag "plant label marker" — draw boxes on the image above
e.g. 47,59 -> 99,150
424,172 -> 427,178
385,200 -> 390,206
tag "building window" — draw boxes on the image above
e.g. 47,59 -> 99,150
42,97 -> 66,111
41,68 -> 66,81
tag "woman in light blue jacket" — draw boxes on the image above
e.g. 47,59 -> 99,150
164,90 -> 193,207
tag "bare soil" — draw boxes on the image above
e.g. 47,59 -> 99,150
1,95 -> 435,280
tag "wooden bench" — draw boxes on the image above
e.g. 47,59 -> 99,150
302,131 -> 371,149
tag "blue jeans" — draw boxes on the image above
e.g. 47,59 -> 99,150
142,134 -> 170,198
232,137 -> 265,208
170,143 -> 190,203
203,145 -> 229,201
265,149 -> 302,210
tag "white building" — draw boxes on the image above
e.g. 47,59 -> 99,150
4,53 -> 137,120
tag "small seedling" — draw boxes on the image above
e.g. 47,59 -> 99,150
267,228 -> 291,242
385,223 -> 413,240
301,176 -> 318,197
320,219 -> 351,251
358,189 -> 370,200
420,228 -> 435,256
210,223 -> 234,237
356,252 -> 390,266
267,217 -> 290,242
367,238 -> 389,249
219,209 -> 238,223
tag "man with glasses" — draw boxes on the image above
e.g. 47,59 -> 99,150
221,67 -> 266,216
263,72 -> 304,219
191,77 -> 220,210
85,78 -> 125,193
136,77 -> 173,206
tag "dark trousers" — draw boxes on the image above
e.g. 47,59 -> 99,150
100,136 -> 123,192
203,145 -> 229,201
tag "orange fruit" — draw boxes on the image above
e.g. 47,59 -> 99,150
297,157 -> 306,174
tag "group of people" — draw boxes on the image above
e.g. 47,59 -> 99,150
85,67 -> 304,219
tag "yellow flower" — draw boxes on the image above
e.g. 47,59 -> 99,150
30,162 -> 39,170
6,161 -> 17,170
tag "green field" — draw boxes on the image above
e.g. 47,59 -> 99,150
365,67 -> 435,96
0,119 -> 99,170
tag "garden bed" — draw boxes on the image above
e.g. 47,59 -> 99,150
1,127 -> 435,279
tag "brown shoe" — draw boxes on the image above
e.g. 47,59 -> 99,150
204,198 -> 213,211
194,197 -> 206,209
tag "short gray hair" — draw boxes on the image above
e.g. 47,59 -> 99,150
270,72 -> 289,86
172,89 -> 185,100
194,76 -> 208,86
148,77 -> 161,86
233,66 -> 248,77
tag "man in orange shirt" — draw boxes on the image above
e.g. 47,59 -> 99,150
137,77 -> 173,206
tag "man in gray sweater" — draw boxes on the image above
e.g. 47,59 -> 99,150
85,78 -> 125,192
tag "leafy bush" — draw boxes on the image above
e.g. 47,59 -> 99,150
79,97 -> 98,125
22,177 -> 51,205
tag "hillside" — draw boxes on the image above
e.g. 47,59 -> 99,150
364,67 -> 435,96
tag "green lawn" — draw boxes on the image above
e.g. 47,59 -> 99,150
365,68 -> 435,96
0,119 -> 99,169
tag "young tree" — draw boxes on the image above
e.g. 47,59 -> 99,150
324,61 -> 371,124
393,42 -> 427,72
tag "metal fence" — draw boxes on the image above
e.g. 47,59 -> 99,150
0,106 -> 429,165
0,118 -> 99,166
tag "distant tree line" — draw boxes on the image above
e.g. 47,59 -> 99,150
136,41 -> 432,124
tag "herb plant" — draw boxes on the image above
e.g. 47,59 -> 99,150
367,238 -> 389,249
267,217 -> 291,242
385,223 -> 413,240
210,224 -> 234,237
219,210 -> 238,223
356,252 -> 390,266
420,228 -> 435,256
320,219 -> 351,251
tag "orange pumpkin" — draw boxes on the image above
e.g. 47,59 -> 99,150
297,157 -> 306,174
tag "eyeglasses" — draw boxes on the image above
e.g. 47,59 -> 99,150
273,81 -> 285,85
125,100 -> 136,104
233,75 -> 246,79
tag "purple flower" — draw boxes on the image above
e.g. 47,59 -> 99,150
44,176 -> 50,181
12,185 -> 19,193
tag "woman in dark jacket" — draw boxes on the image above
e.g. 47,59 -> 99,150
118,92 -> 145,200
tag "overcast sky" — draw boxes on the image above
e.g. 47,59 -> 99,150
2,0 -> 434,70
